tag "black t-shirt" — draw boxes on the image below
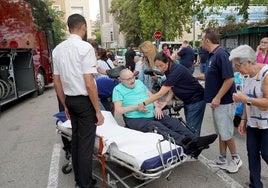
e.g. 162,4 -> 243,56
125,49 -> 136,71
163,63 -> 204,104
198,47 -> 209,64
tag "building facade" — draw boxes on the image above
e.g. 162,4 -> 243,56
99,0 -> 125,48
52,0 -> 93,39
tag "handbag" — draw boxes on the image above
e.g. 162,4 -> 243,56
106,65 -> 125,78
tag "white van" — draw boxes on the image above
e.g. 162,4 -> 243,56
153,41 -> 183,52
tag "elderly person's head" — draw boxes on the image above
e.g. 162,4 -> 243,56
119,69 -> 136,88
229,45 -> 256,74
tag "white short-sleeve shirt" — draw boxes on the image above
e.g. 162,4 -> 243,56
53,34 -> 97,96
95,59 -> 115,78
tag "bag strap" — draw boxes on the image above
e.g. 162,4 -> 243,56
104,60 -> 113,69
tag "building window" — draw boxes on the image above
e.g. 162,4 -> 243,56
71,7 -> 84,16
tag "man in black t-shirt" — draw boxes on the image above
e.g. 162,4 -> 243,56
125,43 -> 136,72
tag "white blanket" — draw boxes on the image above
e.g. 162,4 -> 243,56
98,111 -> 181,169
59,111 -> 180,170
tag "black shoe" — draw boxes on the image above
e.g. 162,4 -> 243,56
65,151 -> 71,160
181,137 -> 192,145
196,134 -> 217,149
190,149 -> 202,159
74,178 -> 97,188
182,137 -> 198,151
91,178 -> 97,185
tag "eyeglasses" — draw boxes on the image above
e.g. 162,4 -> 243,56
234,63 -> 243,69
121,76 -> 135,82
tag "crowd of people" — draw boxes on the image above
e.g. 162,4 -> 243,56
52,13 -> 268,188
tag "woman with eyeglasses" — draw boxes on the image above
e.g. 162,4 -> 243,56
256,37 -> 268,64
231,45 -> 268,188
137,51 -> 206,135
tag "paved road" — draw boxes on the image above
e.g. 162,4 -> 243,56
0,83 -> 268,188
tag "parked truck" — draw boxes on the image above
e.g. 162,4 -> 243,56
0,0 -> 55,109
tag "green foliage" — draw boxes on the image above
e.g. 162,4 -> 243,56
95,31 -> 102,45
110,0 -> 142,46
24,0 -> 53,30
24,0 -> 66,45
109,0 -> 267,46
44,0 -> 66,45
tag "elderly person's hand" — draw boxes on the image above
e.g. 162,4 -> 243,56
154,106 -> 164,119
137,103 -> 149,113
238,122 -> 247,136
232,93 -> 247,103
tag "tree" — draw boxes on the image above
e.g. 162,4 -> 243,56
24,0 -> 66,45
109,0 -> 143,46
109,0 -> 268,45
44,0 -> 66,45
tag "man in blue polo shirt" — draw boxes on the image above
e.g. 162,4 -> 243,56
201,28 -> 242,173
177,40 -> 195,74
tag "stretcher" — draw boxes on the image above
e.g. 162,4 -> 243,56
54,111 -> 188,188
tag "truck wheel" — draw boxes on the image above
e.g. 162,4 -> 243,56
36,70 -> 45,95
0,79 -> 10,99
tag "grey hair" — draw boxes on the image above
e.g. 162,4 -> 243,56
229,45 -> 256,64
119,68 -> 132,78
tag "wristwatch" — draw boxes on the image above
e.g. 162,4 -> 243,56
247,97 -> 252,106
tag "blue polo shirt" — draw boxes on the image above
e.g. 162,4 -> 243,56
96,77 -> 118,99
204,46 -> 235,104
177,46 -> 195,68
163,63 -> 204,104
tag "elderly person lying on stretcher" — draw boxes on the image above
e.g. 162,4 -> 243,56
112,69 -> 217,158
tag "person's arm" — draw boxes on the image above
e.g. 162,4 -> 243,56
137,85 -> 170,111
97,66 -> 108,75
53,74 -> 70,120
114,101 -> 140,115
84,74 -> 104,126
233,75 -> 268,109
237,106 -> 247,136
197,54 -> 200,64
158,90 -> 174,109
211,77 -> 234,108
256,45 -> 261,57
194,73 -> 205,80
246,74 -> 268,108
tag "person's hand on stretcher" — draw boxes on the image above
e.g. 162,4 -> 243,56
154,102 -> 165,120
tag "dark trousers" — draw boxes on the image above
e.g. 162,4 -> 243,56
247,127 -> 268,188
57,97 -> 72,152
66,96 -> 97,188
125,115 -> 197,145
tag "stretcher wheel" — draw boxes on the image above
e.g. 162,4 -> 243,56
62,163 -> 72,174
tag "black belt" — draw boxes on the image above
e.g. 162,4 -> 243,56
66,95 -> 87,97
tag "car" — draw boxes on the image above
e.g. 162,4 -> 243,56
152,41 -> 183,52
115,49 -> 126,65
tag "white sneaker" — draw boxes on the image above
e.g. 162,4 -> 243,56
208,155 -> 228,169
226,157 -> 242,173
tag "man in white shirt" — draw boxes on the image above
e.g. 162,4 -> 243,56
53,14 -> 104,188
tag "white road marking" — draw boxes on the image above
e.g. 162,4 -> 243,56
47,143 -> 61,188
199,154 -> 244,188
